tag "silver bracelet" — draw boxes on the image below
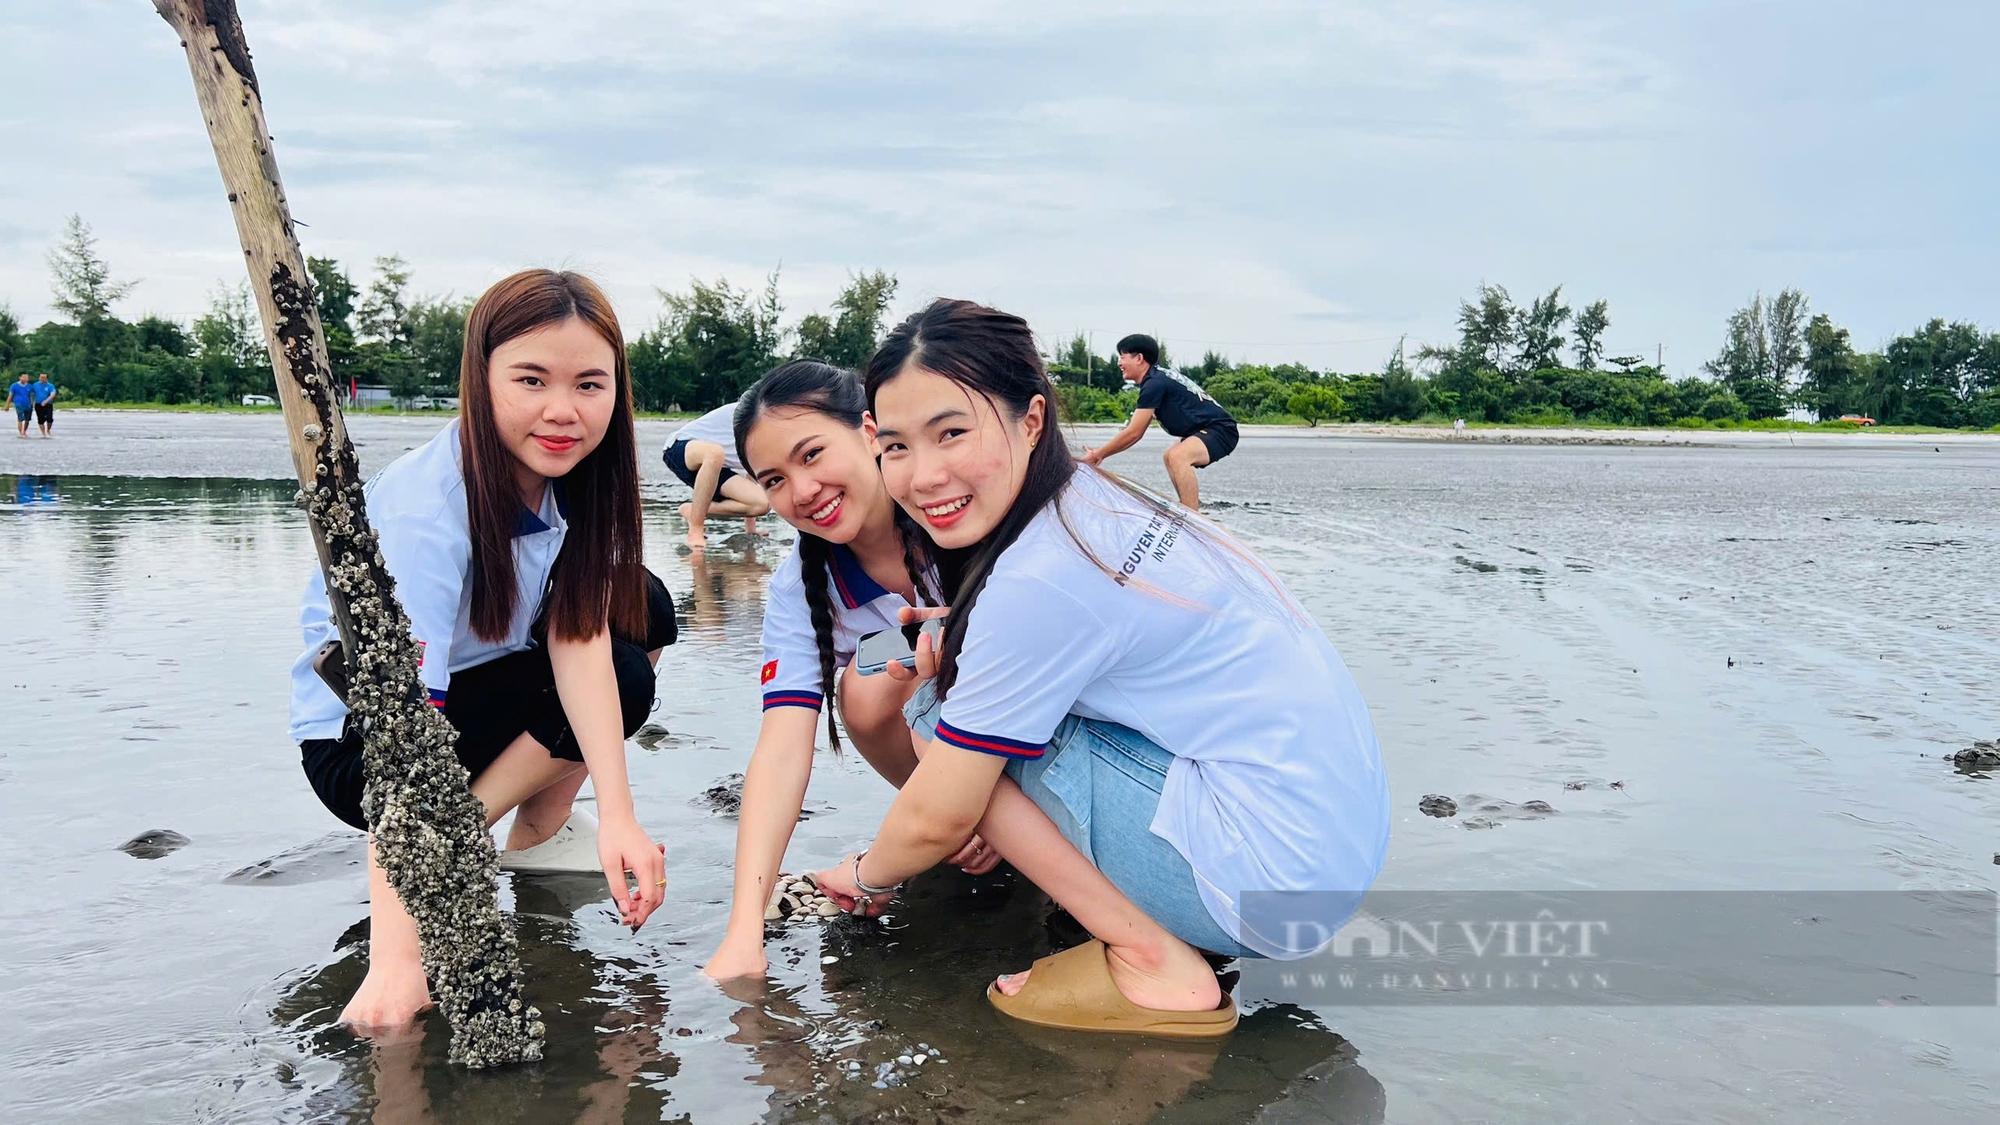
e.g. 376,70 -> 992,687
852,849 -> 901,896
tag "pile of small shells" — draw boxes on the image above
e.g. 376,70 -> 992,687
767,873 -> 846,921
839,1043 -> 947,1088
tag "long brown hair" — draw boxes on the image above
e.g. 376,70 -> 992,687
459,269 -> 645,643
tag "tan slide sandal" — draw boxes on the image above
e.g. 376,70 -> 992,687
986,940 -> 1239,1039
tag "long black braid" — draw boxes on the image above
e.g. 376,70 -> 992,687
734,359 -> 871,751
794,533 -> 844,751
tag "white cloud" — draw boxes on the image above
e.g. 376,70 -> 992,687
3,1 -> 1996,372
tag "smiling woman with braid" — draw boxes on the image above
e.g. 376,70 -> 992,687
702,360 -> 996,981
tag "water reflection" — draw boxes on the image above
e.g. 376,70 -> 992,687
1,474 -> 307,636
3,473 -> 296,515
267,862 -> 1379,1124
273,878 -> 678,1124
12,474 -> 58,506
676,536 -> 776,646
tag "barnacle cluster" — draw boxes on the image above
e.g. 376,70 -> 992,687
272,263 -> 544,1067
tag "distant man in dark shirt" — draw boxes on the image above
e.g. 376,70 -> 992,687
32,374 -> 57,438
1080,333 -> 1238,510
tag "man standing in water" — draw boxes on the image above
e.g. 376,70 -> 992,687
9,374 -> 34,439
32,374 -> 57,438
1080,333 -> 1238,510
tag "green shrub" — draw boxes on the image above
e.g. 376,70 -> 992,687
1700,391 -> 1748,422
1508,406 -> 1575,426
1286,384 -> 1344,426
1055,383 -> 1134,423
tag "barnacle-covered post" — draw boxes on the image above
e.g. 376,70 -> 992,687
151,0 -> 543,1067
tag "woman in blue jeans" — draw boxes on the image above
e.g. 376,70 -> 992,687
810,299 -> 1390,1038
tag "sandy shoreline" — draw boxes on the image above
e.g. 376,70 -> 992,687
2,409 -> 1993,488
1077,420 -> 2000,448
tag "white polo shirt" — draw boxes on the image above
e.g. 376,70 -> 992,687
758,540 -> 926,712
667,404 -> 747,475
931,468 -> 1390,959
287,420 -> 570,742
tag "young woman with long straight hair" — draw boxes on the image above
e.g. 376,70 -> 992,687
289,269 -> 678,1029
702,360 -> 997,981
809,299 -> 1390,1037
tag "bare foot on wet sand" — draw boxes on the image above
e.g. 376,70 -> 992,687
679,503 -> 707,550
994,941 -> 1221,1011
340,965 -> 434,1032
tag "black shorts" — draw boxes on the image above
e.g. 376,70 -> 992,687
1188,421 -> 1239,465
664,439 -> 741,492
299,569 -> 678,831
33,402 -> 53,425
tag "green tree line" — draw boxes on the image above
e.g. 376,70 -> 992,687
4,215 -> 1994,428
0,216 -> 481,406
0,215 -> 902,413
624,267 -> 897,411
1054,284 -> 2000,429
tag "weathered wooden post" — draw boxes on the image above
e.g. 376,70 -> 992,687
151,0 -> 542,1067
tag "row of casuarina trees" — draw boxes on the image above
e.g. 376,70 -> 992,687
5,217 -> 1995,429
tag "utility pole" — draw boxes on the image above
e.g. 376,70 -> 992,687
150,0 -> 542,1068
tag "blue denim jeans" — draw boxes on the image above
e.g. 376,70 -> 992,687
906,684 -> 1258,958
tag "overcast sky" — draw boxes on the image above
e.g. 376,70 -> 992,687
4,1 -> 1996,374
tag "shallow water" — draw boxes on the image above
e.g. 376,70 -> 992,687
2,414 -> 1996,1123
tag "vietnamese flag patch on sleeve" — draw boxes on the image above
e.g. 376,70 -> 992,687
761,660 -> 778,684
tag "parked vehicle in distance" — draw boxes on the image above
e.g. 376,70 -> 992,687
1836,414 -> 1877,426
241,394 -> 276,406
408,395 -> 436,410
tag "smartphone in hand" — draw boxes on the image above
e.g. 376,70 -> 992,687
856,618 -> 943,675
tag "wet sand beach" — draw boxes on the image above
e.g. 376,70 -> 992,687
2,411 -> 1996,1123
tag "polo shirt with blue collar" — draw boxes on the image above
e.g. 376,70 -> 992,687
288,420 -> 569,741
758,540 -> 925,713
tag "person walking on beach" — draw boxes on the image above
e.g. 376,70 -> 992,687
812,300 -> 1389,1038
9,374 -> 33,438
289,270 -> 676,1031
664,401 -> 770,550
703,360 -> 997,981
32,374 -> 57,438
1080,333 -> 1238,510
